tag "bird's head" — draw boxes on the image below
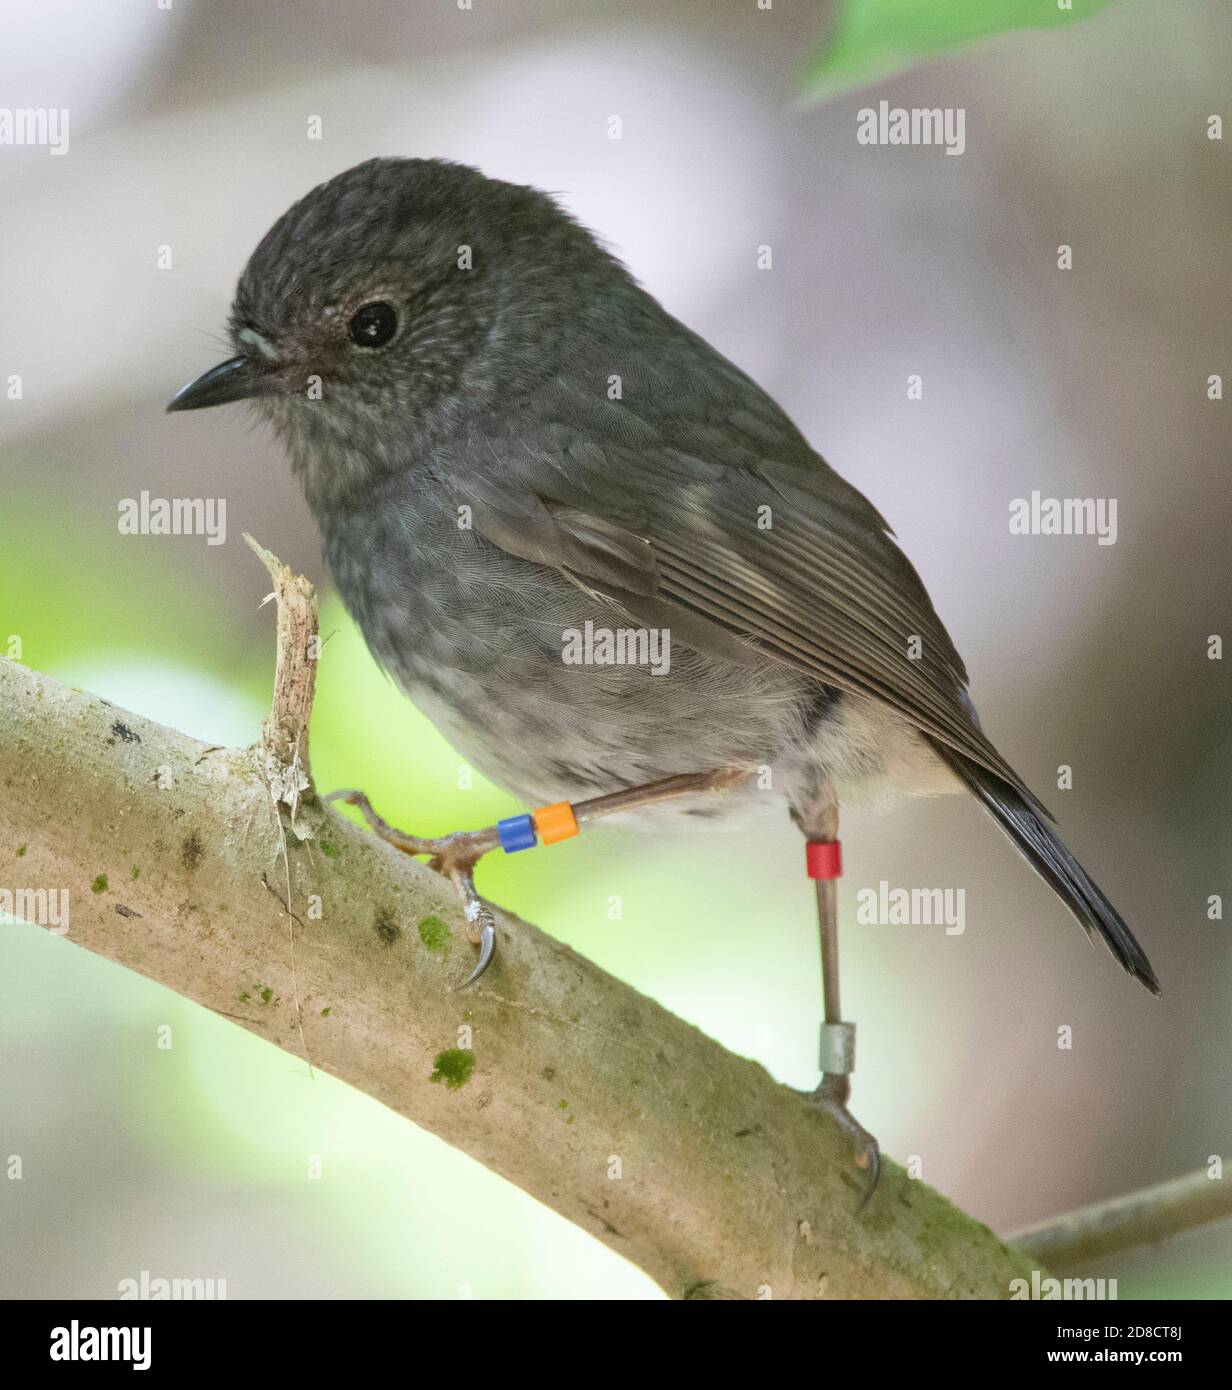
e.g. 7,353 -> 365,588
167,157 -> 624,497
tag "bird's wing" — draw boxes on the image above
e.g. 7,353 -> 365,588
435,371 -> 1041,808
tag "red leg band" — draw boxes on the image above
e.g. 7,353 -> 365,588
806,840 -> 842,880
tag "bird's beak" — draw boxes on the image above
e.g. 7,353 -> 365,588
165,355 -> 271,413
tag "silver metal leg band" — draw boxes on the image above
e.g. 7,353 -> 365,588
820,1021 -> 856,1076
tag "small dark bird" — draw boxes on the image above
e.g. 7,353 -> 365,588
169,157 -> 1159,1202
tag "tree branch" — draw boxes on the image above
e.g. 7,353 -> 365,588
1009,1165 -> 1232,1273
0,545 -> 1074,1300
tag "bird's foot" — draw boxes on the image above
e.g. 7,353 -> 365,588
329,769 -> 752,989
809,1072 -> 880,1213
327,789 -> 499,988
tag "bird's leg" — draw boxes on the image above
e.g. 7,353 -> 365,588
571,767 -> 750,824
801,801 -> 880,1212
329,768 -> 750,988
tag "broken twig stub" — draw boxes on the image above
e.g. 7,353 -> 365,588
244,533 -> 317,828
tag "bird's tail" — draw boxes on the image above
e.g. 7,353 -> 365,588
929,740 -> 1161,995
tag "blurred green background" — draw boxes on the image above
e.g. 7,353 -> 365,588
2,0 -> 1230,1298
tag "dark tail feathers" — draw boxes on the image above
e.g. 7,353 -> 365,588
930,741 -> 1160,995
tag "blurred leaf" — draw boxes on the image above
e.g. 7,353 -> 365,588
807,0 -> 1119,99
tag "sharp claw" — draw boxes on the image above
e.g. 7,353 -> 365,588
457,915 -> 496,989
854,1140 -> 881,1214
810,1081 -> 881,1214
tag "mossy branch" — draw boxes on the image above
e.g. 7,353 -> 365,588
0,545 -> 1204,1299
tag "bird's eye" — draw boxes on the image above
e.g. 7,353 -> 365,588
347,301 -> 398,347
